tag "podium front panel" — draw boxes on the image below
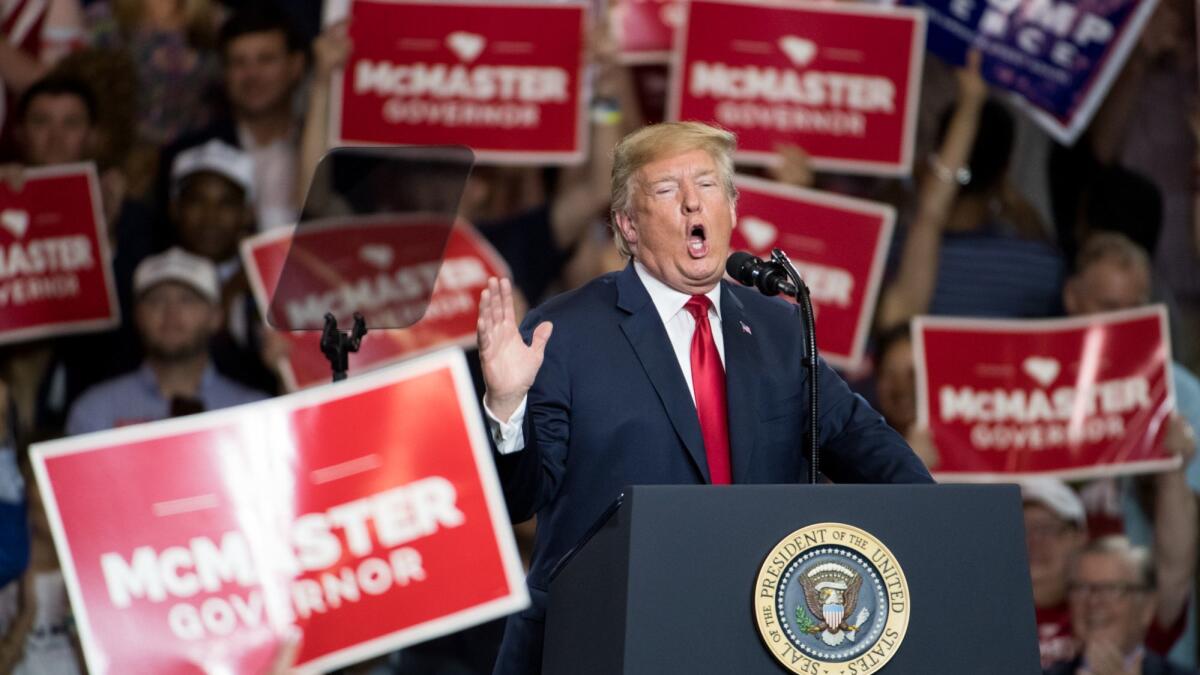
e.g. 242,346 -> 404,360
545,484 -> 1039,674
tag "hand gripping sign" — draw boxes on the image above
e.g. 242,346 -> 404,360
331,0 -> 589,165
242,220 -> 511,390
32,349 -> 528,674
908,0 -> 1158,144
913,306 -> 1178,480
731,175 -> 895,369
0,163 -> 118,344
668,0 -> 926,175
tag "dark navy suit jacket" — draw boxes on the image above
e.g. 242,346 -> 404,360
491,264 -> 933,675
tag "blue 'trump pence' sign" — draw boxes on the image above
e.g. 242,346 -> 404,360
911,0 -> 1158,144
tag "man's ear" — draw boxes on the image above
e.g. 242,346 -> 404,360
1138,591 -> 1157,633
81,130 -> 97,161
168,198 -> 182,229
206,302 -> 226,334
1066,527 -> 1087,552
613,210 -> 638,251
288,52 -> 306,84
240,204 -> 256,234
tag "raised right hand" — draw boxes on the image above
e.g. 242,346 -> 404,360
1162,412 -> 1197,466
477,277 -> 553,422
956,49 -> 988,107
314,20 -> 351,79
769,143 -> 815,188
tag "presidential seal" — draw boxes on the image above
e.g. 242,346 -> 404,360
754,523 -> 910,674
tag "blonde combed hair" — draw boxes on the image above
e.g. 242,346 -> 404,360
1075,231 -> 1151,279
609,122 -> 738,258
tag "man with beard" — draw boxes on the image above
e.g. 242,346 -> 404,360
65,248 -> 265,434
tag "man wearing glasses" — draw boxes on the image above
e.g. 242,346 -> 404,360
1045,537 -> 1197,675
1023,478 -> 1196,672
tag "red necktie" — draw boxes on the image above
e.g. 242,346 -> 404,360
685,295 -> 731,484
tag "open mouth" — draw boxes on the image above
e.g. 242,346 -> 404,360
688,223 -> 709,258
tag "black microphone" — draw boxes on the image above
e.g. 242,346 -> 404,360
725,251 -> 797,297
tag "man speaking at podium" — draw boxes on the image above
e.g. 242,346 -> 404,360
475,121 -> 933,675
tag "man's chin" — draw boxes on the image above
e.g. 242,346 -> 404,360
234,96 -> 285,118
1027,566 -> 1057,588
146,345 -> 208,363
681,266 -> 722,290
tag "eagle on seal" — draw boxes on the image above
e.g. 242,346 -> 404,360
799,562 -> 872,647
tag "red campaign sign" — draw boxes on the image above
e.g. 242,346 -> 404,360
731,175 -> 894,369
913,306 -> 1178,481
332,0 -> 589,165
612,0 -> 684,63
242,220 -> 510,390
668,0 -> 926,175
0,163 -> 118,344
32,350 -> 528,674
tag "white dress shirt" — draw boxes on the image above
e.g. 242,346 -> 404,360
485,262 -> 725,454
237,124 -> 300,231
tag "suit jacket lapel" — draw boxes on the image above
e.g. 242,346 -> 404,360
720,283 -> 761,483
616,264 -> 710,483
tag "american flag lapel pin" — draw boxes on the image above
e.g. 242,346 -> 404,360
740,321 -> 752,335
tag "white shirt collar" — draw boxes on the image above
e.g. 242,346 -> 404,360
236,122 -> 299,151
633,260 -> 722,324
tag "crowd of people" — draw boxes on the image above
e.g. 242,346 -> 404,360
0,0 -> 1196,673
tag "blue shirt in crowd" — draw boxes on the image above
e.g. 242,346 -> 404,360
65,363 -> 267,436
0,442 -> 28,588
930,231 -> 1066,319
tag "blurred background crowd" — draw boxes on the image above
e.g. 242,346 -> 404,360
0,0 -> 1197,673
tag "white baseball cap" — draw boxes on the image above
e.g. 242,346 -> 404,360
170,139 -> 255,202
1019,478 -> 1086,528
133,247 -> 220,304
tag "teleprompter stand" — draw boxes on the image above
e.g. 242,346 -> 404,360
320,312 -> 368,383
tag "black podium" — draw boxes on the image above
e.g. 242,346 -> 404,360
543,484 -> 1040,674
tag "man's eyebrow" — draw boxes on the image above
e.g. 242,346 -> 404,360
648,169 -> 715,182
